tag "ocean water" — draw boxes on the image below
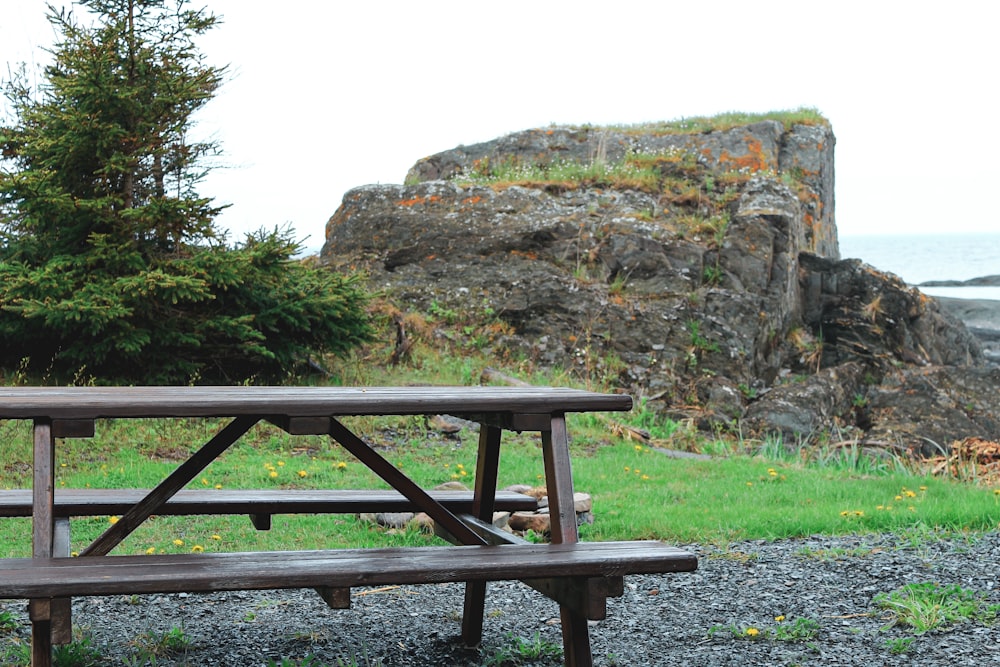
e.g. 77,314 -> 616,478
839,233 -> 1000,302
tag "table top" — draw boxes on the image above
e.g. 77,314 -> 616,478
0,385 -> 632,420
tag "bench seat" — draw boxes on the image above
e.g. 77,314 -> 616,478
0,488 -> 538,519
0,541 -> 697,600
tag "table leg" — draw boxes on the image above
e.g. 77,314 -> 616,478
31,419 -> 55,667
461,424 -> 502,646
541,414 -> 593,667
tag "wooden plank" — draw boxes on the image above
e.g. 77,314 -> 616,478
541,414 -> 577,546
80,416 -> 259,557
28,599 -> 52,667
463,412 -> 556,433
267,416 -> 330,435
0,489 -> 538,518
315,586 -> 351,609
31,419 -> 55,667
462,424 -> 503,646
32,420 -> 55,559
51,518 -> 73,645
540,414 -> 591,666
0,386 -> 633,421
51,419 -> 95,439
0,541 -> 697,599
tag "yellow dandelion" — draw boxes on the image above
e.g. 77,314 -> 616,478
336,461 -> 347,470
265,463 -> 275,471
641,474 -> 650,480
277,460 -> 285,467
768,469 -> 778,477
876,505 -> 885,510
201,478 -> 209,486
298,470 -> 308,478
840,511 -> 850,517
456,463 -> 464,469
450,474 -> 460,480
994,489 -> 1000,496
191,545 -> 204,553
746,482 -> 753,487
634,469 -> 641,475
854,510 -> 864,517
108,516 -> 119,525
919,486 -> 928,491
459,470 -> 467,476
774,615 -> 785,622
634,445 -> 643,452
214,484 -> 223,490
173,539 -> 184,547
894,495 -> 903,501
269,471 -> 278,478
746,627 -> 759,637
145,547 -> 156,555
71,551 -> 79,557
904,490 -> 916,498
211,534 -> 221,541
624,466 -> 631,472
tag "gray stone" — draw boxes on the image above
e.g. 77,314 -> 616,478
321,120 -> 1000,455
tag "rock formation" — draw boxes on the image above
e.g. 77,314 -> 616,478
321,116 -> 999,456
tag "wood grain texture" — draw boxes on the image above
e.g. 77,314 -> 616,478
0,541 -> 698,599
0,386 -> 631,420
0,489 -> 538,518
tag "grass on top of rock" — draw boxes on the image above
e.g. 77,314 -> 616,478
602,107 -> 829,135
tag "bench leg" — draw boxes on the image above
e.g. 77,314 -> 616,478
51,518 -> 72,644
31,420 -> 55,667
461,424 -> 502,646
28,600 -> 52,667
542,415 -> 593,667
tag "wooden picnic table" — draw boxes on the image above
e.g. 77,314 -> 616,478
0,386 -> 697,667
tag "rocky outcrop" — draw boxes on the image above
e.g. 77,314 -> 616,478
322,119 -> 999,455
405,121 -> 838,258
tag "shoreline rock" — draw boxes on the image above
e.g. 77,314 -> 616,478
933,296 -> 1000,365
919,274 -> 1000,287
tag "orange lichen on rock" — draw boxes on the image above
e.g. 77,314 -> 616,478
717,137 -> 771,172
396,195 -> 441,207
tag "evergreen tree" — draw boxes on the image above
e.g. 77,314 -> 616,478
0,0 -> 372,383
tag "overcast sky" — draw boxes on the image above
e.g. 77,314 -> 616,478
2,1 -> 998,251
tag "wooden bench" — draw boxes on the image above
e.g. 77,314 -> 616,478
0,488 -> 538,645
0,488 -> 538,531
0,541 -> 697,616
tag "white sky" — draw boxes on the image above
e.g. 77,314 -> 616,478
2,1 -> 998,252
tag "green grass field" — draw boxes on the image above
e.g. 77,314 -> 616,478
1,395 -> 997,558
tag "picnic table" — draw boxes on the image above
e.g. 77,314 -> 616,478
0,386 -> 697,667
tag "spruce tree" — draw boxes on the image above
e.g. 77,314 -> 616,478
0,1 -> 372,383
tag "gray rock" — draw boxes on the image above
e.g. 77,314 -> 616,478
321,120 -> 1000,454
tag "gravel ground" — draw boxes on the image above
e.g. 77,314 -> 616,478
4,531 -> 1000,666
